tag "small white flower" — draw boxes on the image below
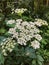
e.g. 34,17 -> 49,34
15,8 -> 27,14
34,34 -> 42,41
16,19 -> 22,22
34,18 -> 48,26
3,52 -> 7,56
12,32 -> 18,39
2,49 -> 6,53
14,43 -> 17,45
0,42 -> 4,46
35,21 -> 42,26
12,8 -> 14,11
22,21 -> 29,26
2,46 -> 4,49
17,38 -> 26,45
9,49 -> 13,52
29,22 -> 35,26
11,45 -> 15,48
15,9 -> 21,13
12,12 -> 14,14
42,20 -> 48,25
24,35 -> 31,41
7,47 -> 11,51
8,28 -> 16,34
5,46 -> 8,49
31,40 -> 40,49
7,20 -> 15,24
33,28 -> 40,33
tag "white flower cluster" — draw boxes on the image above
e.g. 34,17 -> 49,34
31,40 -> 40,49
0,38 -> 16,56
7,19 -> 47,50
12,8 -> 27,14
35,19 -> 48,26
0,18 -> 48,56
15,8 -> 27,14
6,20 -> 15,25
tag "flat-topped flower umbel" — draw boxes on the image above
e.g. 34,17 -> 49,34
0,18 -> 48,56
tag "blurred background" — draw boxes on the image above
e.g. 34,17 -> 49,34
0,0 -> 49,18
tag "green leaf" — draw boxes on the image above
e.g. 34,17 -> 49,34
6,23 -> 16,28
16,28 -> 21,33
47,30 -> 49,33
25,47 -> 36,59
0,13 -> 4,21
0,53 -> 4,64
14,46 -> 25,56
37,61 -> 42,65
0,36 -> 6,43
41,39 -> 47,44
32,60 -> 36,65
4,32 -> 12,37
0,28 -> 6,34
37,55 -> 44,62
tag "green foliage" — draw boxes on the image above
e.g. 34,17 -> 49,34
6,23 -> 16,28
39,24 -> 49,62
0,28 -> 6,34
44,11 -> 49,21
0,53 -> 4,65
25,47 -> 36,59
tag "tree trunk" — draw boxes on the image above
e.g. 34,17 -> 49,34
46,0 -> 49,6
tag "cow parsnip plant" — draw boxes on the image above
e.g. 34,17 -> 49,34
0,0 -> 49,65
0,17 -> 48,65
12,8 -> 27,15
